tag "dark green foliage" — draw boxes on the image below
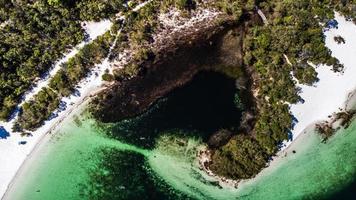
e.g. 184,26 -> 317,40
114,63 -> 140,80
124,2 -> 158,47
160,0 -> 197,12
0,0 -> 13,22
16,88 -> 60,130
76,0 -> 128,21
254,103 -> 291,154
209,0 -> 356,179
0,0 -> 130,121
16,31 -> 115,131
215,0 -> 243,19
102,73 -> 115,82
175,0 -> 197,10
213,0 -> 257,19
0,0 -> 85,120
293,63 -> 319,85
210,135 -> 268,179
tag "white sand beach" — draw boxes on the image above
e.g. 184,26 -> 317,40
0,2 -> 151,198
0,20 -> 112,198
235,13 -> 356,189
252,11 -> 356,183
0,7 -> 355,199
286,12 -> 356,147
198,12 -> 356,188
20,20 -> 112,106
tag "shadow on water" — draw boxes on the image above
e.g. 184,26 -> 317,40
107,71 -> 242,149
323,178 -> 356,200
81,148 -> 191,200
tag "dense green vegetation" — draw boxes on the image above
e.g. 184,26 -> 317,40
47,0 -> 132,21
3,0 -> 356,182
0,0 -> 84,120
0,1 -> 13,22
16,31 -> 115,131
210,135 -> 268,179
214,0 -> 255,19
14,0 -> 198,131
16,88 -> 60,131
0,0 -> 131,121
207,0 -> 356,179
88,0 -> 356,180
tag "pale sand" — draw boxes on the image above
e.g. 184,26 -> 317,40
82,20 -> 112,40
1,99 -> 91,200
0,20 -> 112,198
1,7 -> 355,198
198,12 -> 356,188
21,20 -> 112,105
0,2 -> 152,198
285,12 -> 356,148
243,12 -> 356,187
251,13 -> 356,180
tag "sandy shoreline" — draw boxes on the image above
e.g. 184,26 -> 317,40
1,7 -> 355,199
1,96 -> 93,200
237,85 -> 356,189
287,12 -> 356,146
1,73 -> 110,200
0,20 -> 113,198
0,2 -> 155,198
198,12 -> 356,188
259,16 -> 356,184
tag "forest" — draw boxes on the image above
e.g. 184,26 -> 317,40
2,0 -> 356,180
0,0 -> 130,120
16,31 -> 114,130
93,0 -> 356,180
208,0 -> 356,179
13,0 -> 195,130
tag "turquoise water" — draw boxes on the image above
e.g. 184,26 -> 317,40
6,109 -> 356,200
148,122 -> 356,200
4,71 -> 356,199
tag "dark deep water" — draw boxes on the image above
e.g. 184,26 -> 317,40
107,71 -> 243,149
82,149 -> 190,200
7,70 -> 356,200
84,70 -> 244,199
325,179 -> 356,200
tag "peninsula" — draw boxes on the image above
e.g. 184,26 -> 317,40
1,0 -> 356,199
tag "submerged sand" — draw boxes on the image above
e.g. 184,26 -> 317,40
1,10 -> 356,200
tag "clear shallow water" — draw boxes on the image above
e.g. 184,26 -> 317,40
148,122 -> 356,200
237,125 -> 356,200
5,71 -> 356,200
6,115 -> 149,200
6,113 -> 189,200
6,110 -> 356,200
